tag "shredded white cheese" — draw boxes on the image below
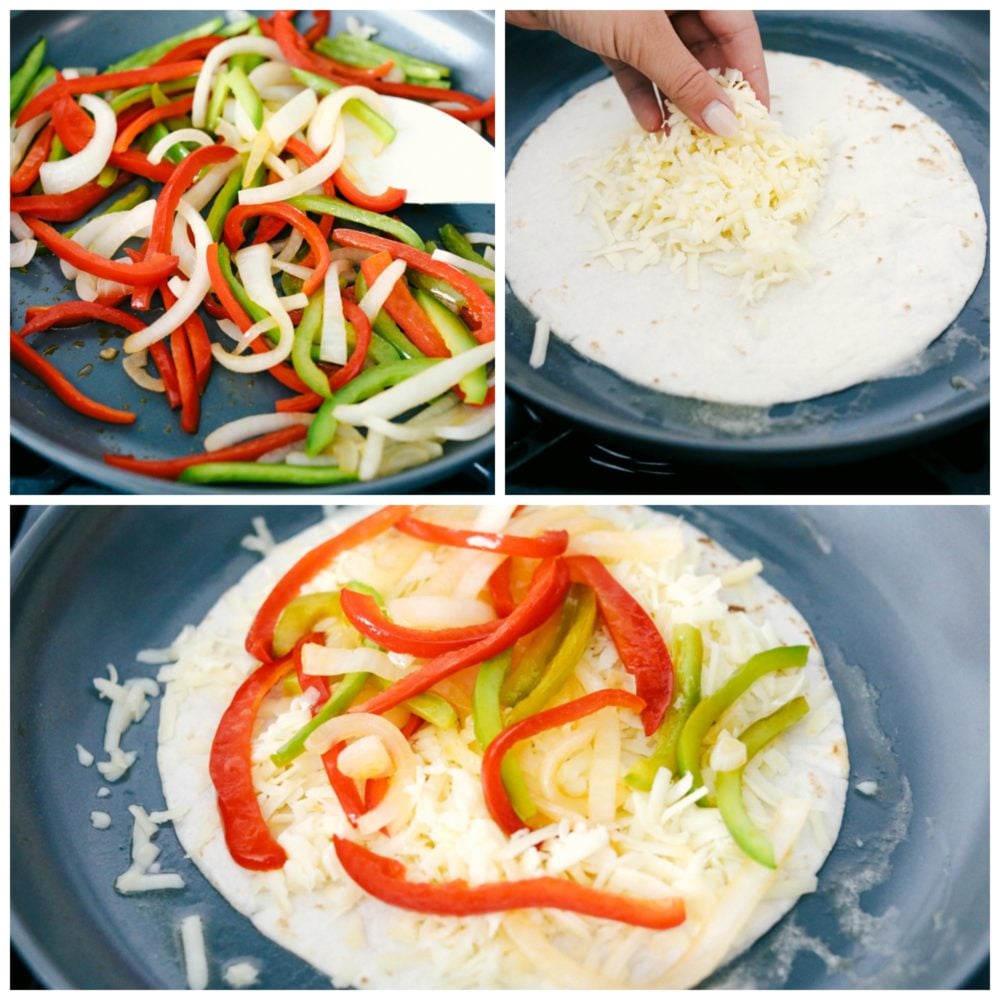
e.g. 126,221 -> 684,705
114,805 -> 185,894
709,730 -> 749,772
855,780 -> 879,796
241,515 -> 276,557
223,962 -> 260,988
579,69 -> 829,303
92,664 -> 160,781
96,786 -> 111,798
75,743 -> 94,767
529,316 -> 551,368
90,810 -> 112,829
180,913 -> 210,990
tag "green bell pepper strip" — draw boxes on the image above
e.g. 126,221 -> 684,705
109,75 -> 199,115
218,16 -> 259,39
14,64 -> 56,120
289,68 -> 396,145
292,292 -> 334,399
205,66 -> 232,132
206,163 -> 243,241
226,65 -> 263,129
305,357 -> 439,456
11,39 -> 48,115
439,224 -> 493,271
506,585 -> 598,726
677,645 -> 809,796
178,462 -> 358,486
355,272 -> 425,360
408,271 -> 466,311
271,671 -> 370,766
273,591 -> 343,657
715,696 -> 810,867
289,195 -> 424,250
473,653 -> 538,823
625,625 -> 703,791
370,676 -> 457,730
413,289 -> 488,404
316,34 -> 450,83
103,17 -> 224,73
96,164 -> 119,188
229,22 -> 265,75
499,603 -> 565,709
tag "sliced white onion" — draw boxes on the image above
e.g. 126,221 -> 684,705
263,87 -> 317,152
10,239 -> 37,267
277,292 -> 309,311
357,258 -> 406,321
320,260 -> 350,365
346,15 -> 379,40
386,596 -> 496,628
229,97 -> 260,142
211,243 -> 294,371
255,443 -> 298,464
334,342 -> 495,423
430,247 -> 494,278
337,735 -> 393,781
10,213 -> 33,240
306,85 -> 384,152
244,129 -> 273,185
384,65 -> 406,83
358,430 -> 385,482
171,214 -> 197,277
360,403 -> 494,443
276,227 -> 304,263
300,644 -> 406,681
238,117 -> 345,205
218,315 -> 276,355
147,127 -> 214,165
379,440 -> 442,477
72,200 -> 156,298
260,148 -> 296,181
203,412 -> 312,452
259,84 -> 305,102
285,450 -> 344,467
212,117 -> 244,148
182,155 -> 239,211
270,259 -> 312,280
529,317 -> 551,369
191,37 -> 283,128
122,349 -> 166,392
304,713 -> 417,835
433,406 -> 496,441
11,112 -> 51,172
483,245 -> 495,266
123,201 -> 212,352
462,232 -> 496,245
248,61 -> 295,91
39,95 -> 115,194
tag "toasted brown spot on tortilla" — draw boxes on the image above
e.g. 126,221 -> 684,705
903,303 -> 911,311
728,604 -> 746,613
891,123 -> 906,130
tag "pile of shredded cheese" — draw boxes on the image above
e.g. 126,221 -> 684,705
578,69 -> 829,303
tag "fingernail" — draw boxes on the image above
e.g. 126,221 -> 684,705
703,101 -> 739,138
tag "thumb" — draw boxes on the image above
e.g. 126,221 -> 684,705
625,20 -> 739,137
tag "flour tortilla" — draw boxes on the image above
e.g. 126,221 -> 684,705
506,52 -> 986,406
157,506 -> 849,988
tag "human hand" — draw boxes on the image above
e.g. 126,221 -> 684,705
508,11 -> 769,136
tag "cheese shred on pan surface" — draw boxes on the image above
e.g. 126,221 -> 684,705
579,70 -> 829,303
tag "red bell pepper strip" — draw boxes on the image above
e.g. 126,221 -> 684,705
16,60 -> 206,125
183,308 -> 213,393
209,646 -> 302,871
303,10 -> 331,46
10,173 -> 131,222
134,143 -> 236,310
271,11 -> 389,84
482,688 -> 646,836
108,149 -> 176,183
160,284 -> 200,432
340,589 -> 502,657
10,331 -> 136,425
246,506 -> 414,662
359,251 -> 449,357
152,34 -> 224,65
441,94 -> 496,123
16,301 -> 144,338
251,215 -> 288,245
326,298 -> 372,392
283,136 -> 335,240
22,216 -> 178,286
113,94 -> 195,153
397,517 -> 569,558
274,391 -> 322,413
565,556 -> 673,736
487,558 -> 515,617
333,168 -> 406,213
364,79 -> 484,104
334,229 -> 494,344
352,558 -> 571,718
223,202 -> 330,296
149,339 -> 182,409
104,423 -> 307,480
10,122 -> 55,194
332,834 -> 685,929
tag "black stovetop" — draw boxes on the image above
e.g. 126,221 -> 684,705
506,397 -> 988,495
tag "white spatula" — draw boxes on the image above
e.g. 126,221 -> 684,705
342,96 -> 495,205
